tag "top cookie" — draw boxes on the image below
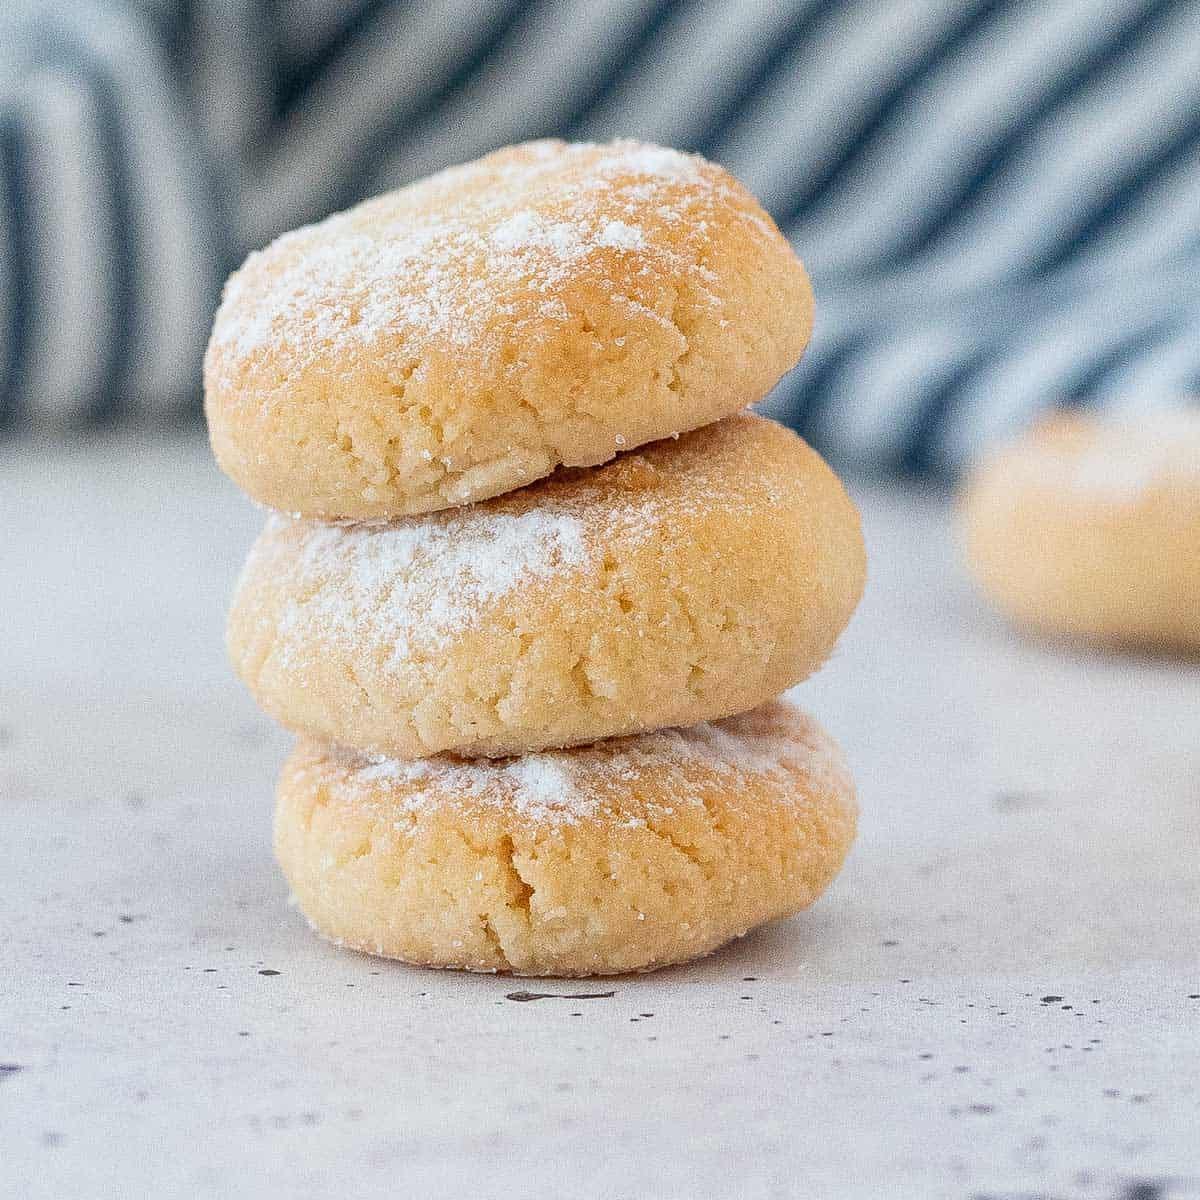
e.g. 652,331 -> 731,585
205,140 -> 813,519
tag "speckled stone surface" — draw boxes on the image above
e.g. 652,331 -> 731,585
1,435 -> 1197,1200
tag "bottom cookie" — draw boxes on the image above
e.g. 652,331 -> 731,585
275,701 -> 857,977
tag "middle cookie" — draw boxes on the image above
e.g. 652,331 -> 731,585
228,414 -> 866,759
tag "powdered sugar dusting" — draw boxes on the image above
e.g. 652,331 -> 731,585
208,140 -> 765,378
241,417 -> 789,683
351,751 -> 589,824
596,219 -> 645,250
255,506 -> 587,661
491,210 -> 584,257
613,143 -> 705,183
490,211 -> 645,257
502,756 -> 580,809
326,702 -> 850,828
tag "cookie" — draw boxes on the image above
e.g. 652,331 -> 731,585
228,415 -> 866,759
205,139 -> 813,520
275,700 -> 857,976
961,410 -> 1200,650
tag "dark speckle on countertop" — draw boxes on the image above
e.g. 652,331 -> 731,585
505,990 -> 616,1003
992,789 -> 1053,811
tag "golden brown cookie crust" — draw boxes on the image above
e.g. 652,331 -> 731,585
228,415 -> 867,758
274,701 -> 857,976
205,139 -> 813,519
961,411 -> 1200,650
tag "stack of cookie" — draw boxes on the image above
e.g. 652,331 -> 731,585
205,140 -> 866,976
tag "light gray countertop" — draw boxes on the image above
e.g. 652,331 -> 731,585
1,434 -> 1197,1199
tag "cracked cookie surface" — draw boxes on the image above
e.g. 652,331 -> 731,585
274,700 -> 857,976
205,139 -> 813,520
227,415 -> 867,759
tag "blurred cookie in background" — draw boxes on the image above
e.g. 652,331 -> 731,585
960,409 -> 1200,653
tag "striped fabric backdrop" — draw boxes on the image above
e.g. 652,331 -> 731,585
2,0 -> 1198,475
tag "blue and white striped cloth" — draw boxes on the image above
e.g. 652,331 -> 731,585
2,0 -> 1198,474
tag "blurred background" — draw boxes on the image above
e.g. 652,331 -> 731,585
1,0 -> 1198,475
